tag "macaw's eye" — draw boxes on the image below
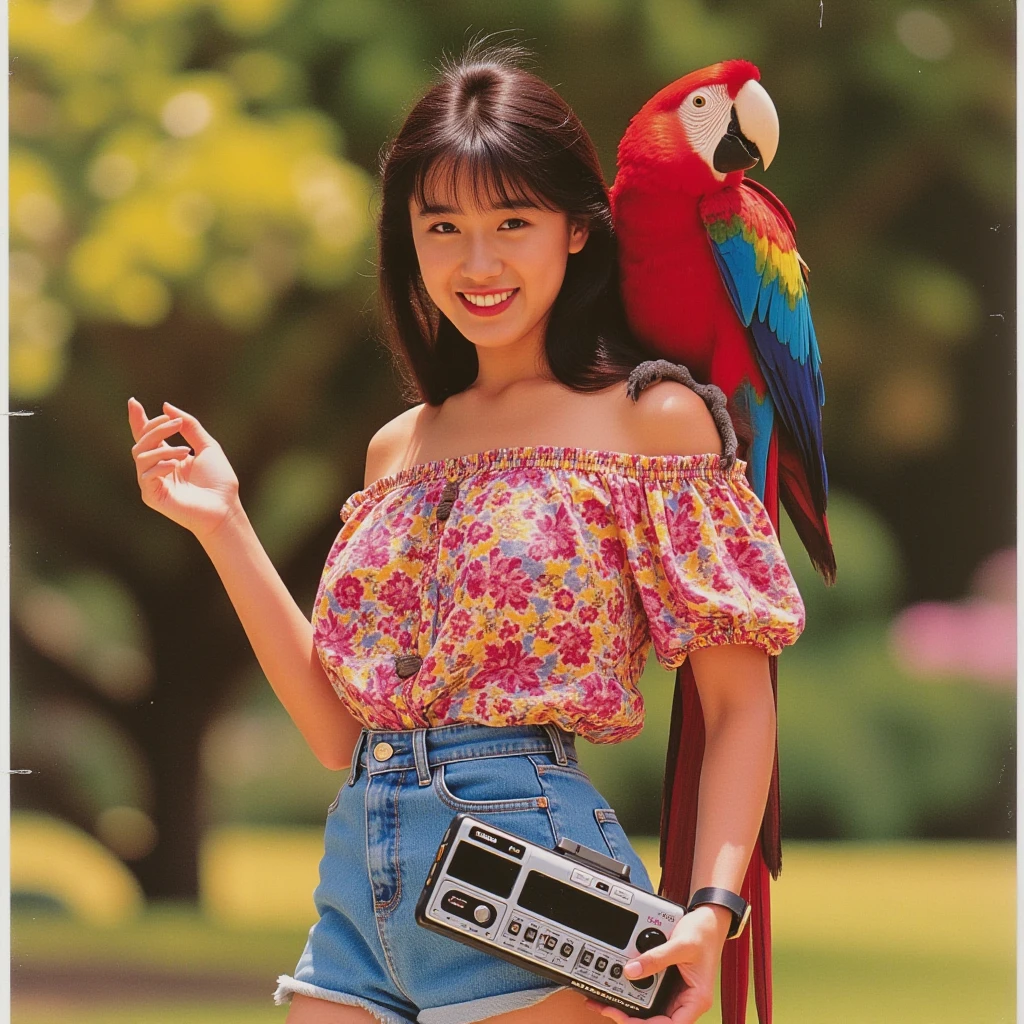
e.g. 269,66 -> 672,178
692,95 -> 706,107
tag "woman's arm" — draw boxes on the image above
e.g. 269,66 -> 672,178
199,412 -> 416,769
685,642 -> 777,932
198,505 -> 364,771
587,643 -> 776,1023
128,397 -> 363,772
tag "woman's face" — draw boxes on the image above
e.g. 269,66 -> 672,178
408,163 -> 589,354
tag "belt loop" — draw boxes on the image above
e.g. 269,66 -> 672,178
543,723 -> 568,765
347,729 -> 367,786
413,727 -> 431,786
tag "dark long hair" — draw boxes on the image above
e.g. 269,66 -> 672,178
376,35 -> 652,405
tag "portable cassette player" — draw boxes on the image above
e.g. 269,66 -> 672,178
414,813 -> 688,1018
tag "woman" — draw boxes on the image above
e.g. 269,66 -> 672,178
127,38 -> 803,1024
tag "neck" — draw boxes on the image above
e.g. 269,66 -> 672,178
467,314 -> 555,398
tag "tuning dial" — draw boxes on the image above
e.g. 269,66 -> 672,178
473,904 -> 494,925
627,928 -> 667,990
634,927 -> 667,953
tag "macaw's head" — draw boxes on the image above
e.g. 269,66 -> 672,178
615,59 -> 779,196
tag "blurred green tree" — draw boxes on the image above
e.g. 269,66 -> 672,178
10,0 -> 1014,900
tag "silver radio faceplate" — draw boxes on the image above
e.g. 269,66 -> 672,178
414,813 -> 688,1019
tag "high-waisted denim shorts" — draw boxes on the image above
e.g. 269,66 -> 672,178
273,721 -> 654,1024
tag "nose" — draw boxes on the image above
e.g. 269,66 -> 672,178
461,231 -> 503,282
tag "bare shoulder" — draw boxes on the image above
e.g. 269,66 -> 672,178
621,377 -> 723,458
364,403 -> 431,488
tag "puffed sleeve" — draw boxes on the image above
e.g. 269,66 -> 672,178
608,457 -> 806,669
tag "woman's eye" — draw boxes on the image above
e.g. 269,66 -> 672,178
428,222 -> 457,234
500,218 -> 528,230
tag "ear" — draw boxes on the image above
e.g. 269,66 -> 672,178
568,218 -> 590,254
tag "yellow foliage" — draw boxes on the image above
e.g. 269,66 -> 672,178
9,148 -> 65,243
11,813 -> 144,926
203,257 -> 272,330
63,81 -> 121,132
10,337 -> 67,399
112,271 -> 173,325
115,0 -> 206,24
210,0 -> 299,36
10,1 -> 133,79
201,826 -> 323,927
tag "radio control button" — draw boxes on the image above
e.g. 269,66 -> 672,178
595,956 -> 608,972
543,935 -> 558,950
507,920 -> 522,936
635,927 -> 668,953
560,942 -> 574,958
610,885 -> 633,904
523,926 -> 538,943
580,950 -> 594,966
629,974 -> 655,991
473,905 -> 494,925
570,868 -> 594,886
610,963 -> 623,979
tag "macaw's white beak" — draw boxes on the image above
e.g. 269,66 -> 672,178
734,78 -> 779,170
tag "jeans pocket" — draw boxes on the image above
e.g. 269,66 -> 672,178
326,786 -> 343,815
433,754 -> 548,813
594,807 -> 654,892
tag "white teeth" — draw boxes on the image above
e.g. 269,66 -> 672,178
463,289 -> 515,307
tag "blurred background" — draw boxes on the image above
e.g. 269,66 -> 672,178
8,0 -> 1015,1021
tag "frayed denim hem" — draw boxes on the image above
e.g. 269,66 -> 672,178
417,983 -> 567,1024
273,974 -> 416,1024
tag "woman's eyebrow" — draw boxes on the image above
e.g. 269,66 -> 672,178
415,197 -> 541,216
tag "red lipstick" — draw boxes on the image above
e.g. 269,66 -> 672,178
457,288 -> 519,317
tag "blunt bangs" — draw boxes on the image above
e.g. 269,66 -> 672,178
412,150 -> 560,217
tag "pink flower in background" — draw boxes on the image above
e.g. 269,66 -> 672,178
890,548 -> 1016,687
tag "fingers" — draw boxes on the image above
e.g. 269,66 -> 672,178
625,931 -> 703,982
671,985 -> 714,1023
127,398 -> 212,455
131,416 -> 185,461
127,396 -> 149,443
136,445 -> 191,475
127,397 -> 178,447
161,400 -> 215,451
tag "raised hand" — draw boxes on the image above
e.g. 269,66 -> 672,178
127,397 -> 242,541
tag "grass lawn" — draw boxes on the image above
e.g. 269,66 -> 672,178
12,830 -> 1016,1023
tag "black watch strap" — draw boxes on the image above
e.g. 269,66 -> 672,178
686,886 -> 751,939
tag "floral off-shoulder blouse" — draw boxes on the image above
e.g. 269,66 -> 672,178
310,445 -> 805,745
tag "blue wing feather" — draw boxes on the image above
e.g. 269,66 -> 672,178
704,188 -> 828,505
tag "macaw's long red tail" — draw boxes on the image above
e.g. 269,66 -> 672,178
778,429 -> 836,585
657,656 -> 781,1024
658,433 -> 784,1024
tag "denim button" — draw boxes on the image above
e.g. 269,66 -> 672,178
373,741 -> 394,761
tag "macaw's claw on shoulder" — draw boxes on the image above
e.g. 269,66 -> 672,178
626,358 -> 739,468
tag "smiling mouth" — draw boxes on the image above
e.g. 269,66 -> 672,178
457,288 -> 519,316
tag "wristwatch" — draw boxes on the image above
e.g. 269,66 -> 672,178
686,887 -> 751,939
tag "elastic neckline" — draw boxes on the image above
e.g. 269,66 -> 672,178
340,444 -> 745,521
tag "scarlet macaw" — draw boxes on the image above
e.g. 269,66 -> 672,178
611,60 -> 834,1024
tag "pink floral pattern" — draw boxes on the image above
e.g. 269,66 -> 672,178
311,446 -> 805,744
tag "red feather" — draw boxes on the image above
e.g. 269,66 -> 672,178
614,61 -> 833,1024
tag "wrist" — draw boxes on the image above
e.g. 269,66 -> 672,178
195,499 -> 248,549
688,903 -> 733,941
687,886 -> 751,939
